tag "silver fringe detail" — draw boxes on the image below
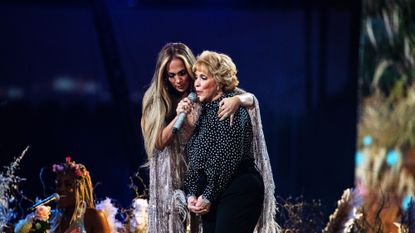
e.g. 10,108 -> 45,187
171,190 -> 188,233
249,96 -> 282,233
148,93 -> 280,233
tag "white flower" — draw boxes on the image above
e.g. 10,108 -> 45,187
34,205 -> 51,221
130,198 -> 148,231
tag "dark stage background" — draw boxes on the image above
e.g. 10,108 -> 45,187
0,0 -> 360,213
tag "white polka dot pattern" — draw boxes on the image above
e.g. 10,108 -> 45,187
184,92 -> 254,203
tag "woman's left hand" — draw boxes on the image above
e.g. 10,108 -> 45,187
218,96 -> 241,126
193,195 -> 211,215
188,195 -> 211,215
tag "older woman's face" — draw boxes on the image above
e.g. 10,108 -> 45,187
55,173 -> 76,208
167,58 -> 190,94
194,69 -> 220,103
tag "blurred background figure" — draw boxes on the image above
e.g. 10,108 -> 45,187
14,157 -> 111,233
355,0 -> 415,232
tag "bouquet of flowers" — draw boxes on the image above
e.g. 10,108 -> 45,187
14,205 -> 51,233
129,198 -> 148,233
31,205 -> 51,233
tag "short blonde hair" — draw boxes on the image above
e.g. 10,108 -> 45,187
193,51 -> 239,92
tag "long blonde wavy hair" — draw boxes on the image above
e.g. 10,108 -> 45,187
141,43 -> 196,159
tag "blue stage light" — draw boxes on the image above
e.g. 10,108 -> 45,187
386,150 -> 399,166
402,195 -> 413,210
362,135 -> 373,146
355,151 -> 364,166
7,87 -> 24,99
53,76 -> 74,92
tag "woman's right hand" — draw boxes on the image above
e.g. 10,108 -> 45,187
187,195 -> 197,206
176,97 -> 194,115
187,195 -> 211,215
187,195 -> 201,213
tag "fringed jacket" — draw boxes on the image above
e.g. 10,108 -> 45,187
147,92 -> 281,233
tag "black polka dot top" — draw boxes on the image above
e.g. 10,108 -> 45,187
184,92 -> 254,203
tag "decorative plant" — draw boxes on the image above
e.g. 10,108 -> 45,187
357,0 -> 415,232
0,146 -> 28,232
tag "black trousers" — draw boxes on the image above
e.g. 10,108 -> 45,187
202,161 -> 264,233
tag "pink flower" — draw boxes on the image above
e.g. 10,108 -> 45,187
75,170 -> 83,177
66,156 -> 72,163
34,205 -> 51,221
52,164 -> 57,172
355,179 -> 368,197
52,164 -> 64,172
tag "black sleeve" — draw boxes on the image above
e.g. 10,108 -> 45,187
202,108 -> 248,202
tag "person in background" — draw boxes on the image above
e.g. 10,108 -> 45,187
14,157 -> 110,233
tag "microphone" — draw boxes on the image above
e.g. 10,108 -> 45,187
172,92 -> 197,134
28,193 -> 60,211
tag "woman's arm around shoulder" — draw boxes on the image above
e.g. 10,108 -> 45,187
218,92 -> 254,123
84,208 -> 111,233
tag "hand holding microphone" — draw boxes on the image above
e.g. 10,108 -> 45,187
173,92 -> 197,134
28,193 -> 61,211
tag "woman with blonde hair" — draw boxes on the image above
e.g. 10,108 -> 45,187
184,51 -> 279,233
14,157 -> 110,233
141,43 -> 254,233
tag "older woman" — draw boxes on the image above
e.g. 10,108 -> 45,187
184,51 -> 279,233
141,43 -> 255,233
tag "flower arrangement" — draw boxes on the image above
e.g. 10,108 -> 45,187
323,188 -> 363,233
0,147 -> 28,232
277,196 -> 326,233
356,0 -> 415,231
31,205 -> 51,233
125,173 -> 149,233
14,205 -> 51,233
129,198 -> 148,233
85,172 -> 149,233
96,198 -> 124,233
52,157 -> 89,179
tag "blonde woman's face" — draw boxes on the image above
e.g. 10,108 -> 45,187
194,69 -> 220,103
55,173 -> 76,208
167,58 -> 190,93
